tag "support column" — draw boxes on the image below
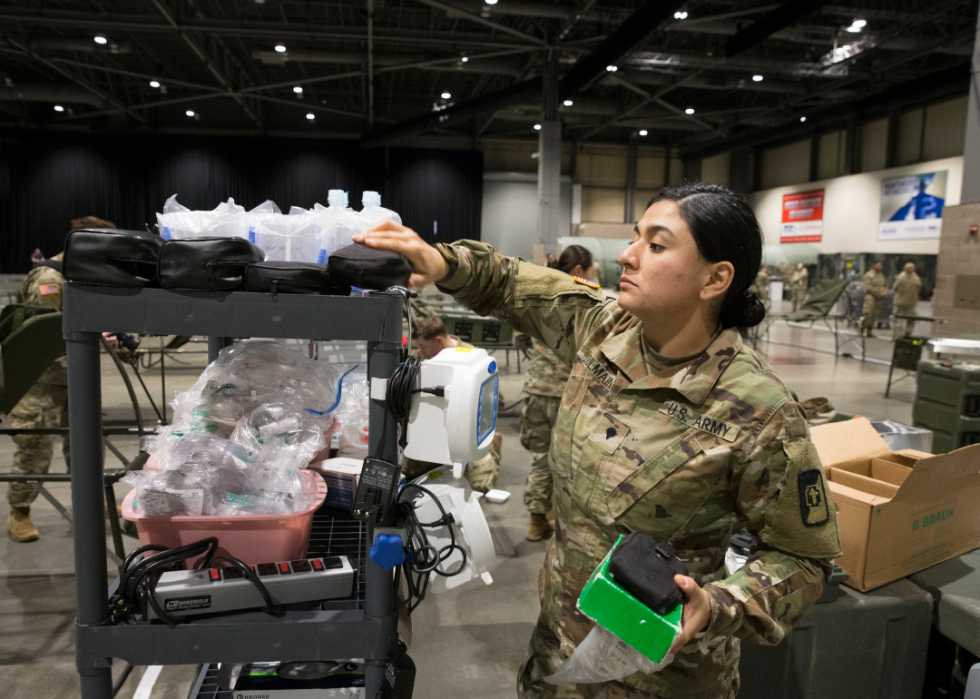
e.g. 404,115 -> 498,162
962,2 -> 980,203
537,50 -> 562,251
809,131 -> 820,182
885,109 -> 900,170
730,147 -> 754,194
843,116 -> 859,175
625,135 -> 638,223
68,331 -> 113,699
682,157 -> 701,183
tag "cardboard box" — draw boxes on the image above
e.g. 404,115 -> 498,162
309,458 -> 362,511
811,417 -> 980,592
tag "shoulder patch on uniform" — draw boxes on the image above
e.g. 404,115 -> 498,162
798,469 -> 830,527
573,276 -> 599,289
660,401 -> 739,443
39,284 -> 60,295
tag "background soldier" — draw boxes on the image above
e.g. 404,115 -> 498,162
750,267 -> 770,306
7,216 -> 115,542
892,262 -> 922,338
790,263 -> 808,311
862,261 -> 887,338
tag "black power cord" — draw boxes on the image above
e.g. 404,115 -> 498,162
110,537 -> 281,627
375,356 -> 445,459
392,482 -> 469,615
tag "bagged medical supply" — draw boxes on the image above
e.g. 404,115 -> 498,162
230,402 -> 328,471
314,190 -> 360,264
203,198 -> 248,240
357,191 -> 401,232
156,194 -> 201,240
544,625 -> 673,685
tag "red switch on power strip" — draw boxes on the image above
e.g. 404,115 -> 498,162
279,562 -> 292,574
209,569 -> 221,582
312,558 -> 323,571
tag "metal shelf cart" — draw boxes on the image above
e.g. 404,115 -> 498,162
63,284 -> 403,699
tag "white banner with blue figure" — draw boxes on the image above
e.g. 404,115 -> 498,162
878,170 -> 947,240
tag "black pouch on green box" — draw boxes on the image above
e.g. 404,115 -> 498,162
607,533 -> 688,616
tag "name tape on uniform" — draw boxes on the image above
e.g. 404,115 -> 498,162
660,401 -> 739,443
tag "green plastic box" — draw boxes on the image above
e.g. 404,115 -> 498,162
577,535 -> 683,663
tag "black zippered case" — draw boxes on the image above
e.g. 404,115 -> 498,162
157,238 -> 265,291
245,261 -> 351,297
63,228 -> 164,288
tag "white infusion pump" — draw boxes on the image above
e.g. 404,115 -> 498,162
404,346 -> 499,478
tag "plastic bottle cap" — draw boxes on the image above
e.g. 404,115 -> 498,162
362,191 -> 381,208
328,189 -> 349,208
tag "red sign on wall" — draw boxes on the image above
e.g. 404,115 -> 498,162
780,189 -> 824,243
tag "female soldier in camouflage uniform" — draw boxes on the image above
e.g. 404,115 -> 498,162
522,245 -> 597,542
355,183 -> 840,699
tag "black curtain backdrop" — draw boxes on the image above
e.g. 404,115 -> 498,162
0,130 -> 483,273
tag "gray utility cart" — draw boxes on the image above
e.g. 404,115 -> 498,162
63,283 -> 403,699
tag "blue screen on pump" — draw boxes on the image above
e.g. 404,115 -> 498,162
477,374 -> 498,443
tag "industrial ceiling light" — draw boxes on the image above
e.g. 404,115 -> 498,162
685,107 -> 695,115
275,44 -> 287,53
306,113 -> 315,120
94,35 -> 108,45
293,86 -> 303,94
852,19 -> 867,28
606,65 -> 618,72
563,99 -> 573,106
150,81 -> 161,88
533,123 -> 542,130
461,56 -> 469,62
441,91 -> 451,99
639,129 -> 648,136
673,11 -> 688,19
752,74 -> 764,82
485,0 -> 498,5
186,110 -> 195,117
800,116 -> 807,122
53,105 -> 64,112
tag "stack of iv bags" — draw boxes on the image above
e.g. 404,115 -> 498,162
156,191 -> 401,264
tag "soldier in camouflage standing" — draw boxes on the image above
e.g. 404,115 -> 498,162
749,267 -> 769,307
892,262 -> 922,338
7,216 -> 115,542
520,245 -> 597,542
356,182 -> 840,699
790,263 -> 808,311
861,261 -> 887,338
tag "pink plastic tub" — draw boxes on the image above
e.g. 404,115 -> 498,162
121,469 -> 327,566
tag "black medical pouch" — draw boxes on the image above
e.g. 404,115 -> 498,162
157,238 -> 265,291
63,229 -> 164,288
244,261 -> 351,297
327,243 -> 412,290
608,533 -> 689,615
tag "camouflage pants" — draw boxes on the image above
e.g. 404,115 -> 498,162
862,297 -> 882,333
402,433 -> 502,493
520,394 -> 560,514
893,303 -> 917,338
791,288 -> 806,312
7,382 -> 69,509
517,616 -> 736,699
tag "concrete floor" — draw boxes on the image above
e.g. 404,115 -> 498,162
0,306 -> 929,698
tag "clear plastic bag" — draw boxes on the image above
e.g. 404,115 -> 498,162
356,191 -> 402,233
314,191 -> 359,264
230,402 -> 327,470
330,368 -> 369,458
204,198 -> 248,240
544,625 -> 674,685
156,194 -> 202,240
245,199 -> 281,260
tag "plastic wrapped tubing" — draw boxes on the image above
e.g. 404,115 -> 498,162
544,625 -> 674,685
156,194 -> 202,240
328,367 -> 369,452
230,402 -> 328,470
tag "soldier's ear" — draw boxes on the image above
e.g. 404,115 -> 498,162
700,261 -> 734,303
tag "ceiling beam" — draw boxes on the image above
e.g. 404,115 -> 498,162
725,0 -> 830,57
149,0 -> 261,128
413,0 -> 548,47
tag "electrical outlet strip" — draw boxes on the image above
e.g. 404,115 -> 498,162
147,556 -> 355,619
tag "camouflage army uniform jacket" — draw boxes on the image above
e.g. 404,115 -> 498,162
436,241 -> 841,698
524,338 -> 571,399
20,265 -> 68,385
892,271 -> 922,306
863,270 -> 887,300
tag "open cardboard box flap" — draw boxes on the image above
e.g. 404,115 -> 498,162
811,417 -> 890,465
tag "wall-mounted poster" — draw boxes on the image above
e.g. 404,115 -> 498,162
878,170 -> 947,240
780,189 -> 824,243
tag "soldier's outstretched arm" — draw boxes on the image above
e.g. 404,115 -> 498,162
702,401 -> 842,645
355,224 -> 609,364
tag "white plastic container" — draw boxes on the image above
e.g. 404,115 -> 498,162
314,190 -> 359,264
357,191 -> 401,232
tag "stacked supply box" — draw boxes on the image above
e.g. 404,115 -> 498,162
912,359 -> 980,454
441,310 -> 514,347
810,417 -> 980,592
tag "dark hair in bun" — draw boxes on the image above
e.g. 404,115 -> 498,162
557,244 -> 593,276
647,182 -> 765,329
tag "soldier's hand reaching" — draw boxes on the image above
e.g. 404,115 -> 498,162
352,221 -> 450,289
668,574 -> 712,654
